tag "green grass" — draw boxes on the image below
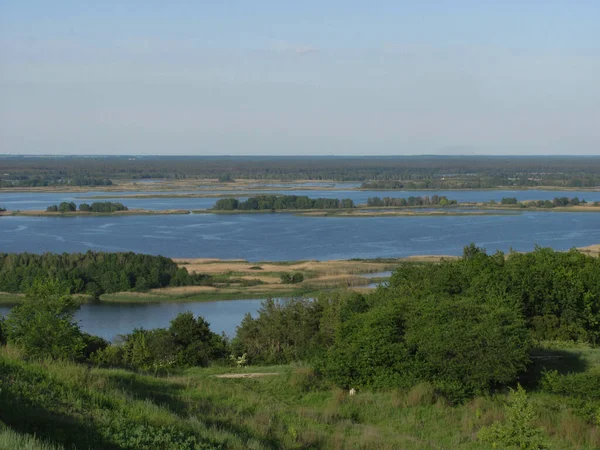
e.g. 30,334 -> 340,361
0,425 -> 63,450
1,343 -> 599,449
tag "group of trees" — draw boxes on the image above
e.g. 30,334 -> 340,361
0,280 -> 225,371
93,312 -> 227,371
0,251 -> 210,297
498,197 -> 587,208
46,202 -> 128,213
232,245 -> 600,402
0,176 -> 112,188
213,195 -> 355,211
367,195 -> 457,207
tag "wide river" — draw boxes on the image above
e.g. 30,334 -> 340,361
1,188 -> 599,211
1,187 -> 599,340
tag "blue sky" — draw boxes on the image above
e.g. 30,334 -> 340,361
1,1 -> 599,155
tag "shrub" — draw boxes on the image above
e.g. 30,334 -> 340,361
4,280 -> 85,360
82,333 -> 110,359
541,369 -> 600,400
0,318 -> 5,346
92,344 -> 125,367
280,273 -> 304,284
478,385 -> 546,449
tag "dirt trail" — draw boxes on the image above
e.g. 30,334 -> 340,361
215,373 -> 280,379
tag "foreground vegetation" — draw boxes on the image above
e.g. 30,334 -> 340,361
1,245 -> 599,449
1,341 -> 599,449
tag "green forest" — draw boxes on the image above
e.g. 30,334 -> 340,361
1,246 -> 599,448
0,251 -> 209,297
213,195 -> 355,211
2,155 -> 600,187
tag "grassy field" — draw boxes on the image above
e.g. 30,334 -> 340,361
1,341 -> 599,449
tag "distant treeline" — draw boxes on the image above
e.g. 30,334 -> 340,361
1,155 -> 600,186
367,195 -> 457,207
498,196 -> 588,208
46,202 -> 128,213
213,195 -> 355,210
0,176 -> 112,188
0,251 -> 208,297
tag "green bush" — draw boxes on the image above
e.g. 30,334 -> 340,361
478,385 -> 546,449
0,318 -> 5,346
95,312 -> 227,371
541,369 -> 600,400
4,280 -> 85,360
279,272 -> 304,284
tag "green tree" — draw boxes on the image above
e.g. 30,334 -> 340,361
4,279 -> 85,360
58,202 -> 77,213
169,312 -> 226,367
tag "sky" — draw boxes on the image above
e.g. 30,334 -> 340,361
0,1 -> 599,156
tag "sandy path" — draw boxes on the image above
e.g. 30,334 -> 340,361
215,373 -> 280,379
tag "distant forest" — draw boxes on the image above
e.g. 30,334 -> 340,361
1,156 -> 600,187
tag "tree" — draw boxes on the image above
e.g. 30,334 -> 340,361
169,312 -> 226,367
4,279 -> 85,360
58,202 -> 77,213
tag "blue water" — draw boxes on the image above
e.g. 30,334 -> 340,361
0,211 -> 598,260
0,298 -> 266,341
1,188 -> 599,340
1,188 -> 598,211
